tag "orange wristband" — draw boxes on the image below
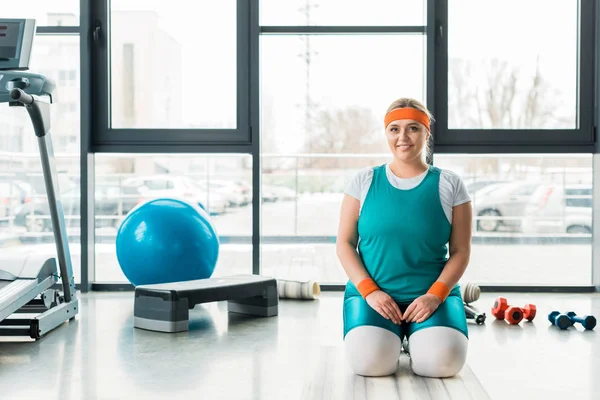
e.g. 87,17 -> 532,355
427,281 -> 451,302
356,278 -> 379,299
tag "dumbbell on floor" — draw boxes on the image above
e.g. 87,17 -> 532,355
464,303 -> 486,324
567,312 -> 596,330
491,297 -> 536,325
548,311 -> 573,330
549,311 -> 596,330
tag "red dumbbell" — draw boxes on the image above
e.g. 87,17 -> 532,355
491,297 -> 536,325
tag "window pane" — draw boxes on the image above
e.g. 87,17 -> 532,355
260,0 -> 425,26
260,155 -> 390,284
448,1 -> 577,129
0,35 -> 81,283
2,1 -> 79,26
110,1 -> 236,129
260,35 -> 425,155
434,154 -> 592,286
94,154 -> 252,282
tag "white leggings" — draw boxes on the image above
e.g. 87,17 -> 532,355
344,326 -> 468,377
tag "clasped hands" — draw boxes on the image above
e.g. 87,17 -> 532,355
365,290 -> 441,324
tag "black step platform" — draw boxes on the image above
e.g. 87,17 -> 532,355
133,275 -> 278,333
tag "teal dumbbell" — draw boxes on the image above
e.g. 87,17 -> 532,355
548,311 -> 573,330
548,311 -> 597,330
566,312 -> 596,330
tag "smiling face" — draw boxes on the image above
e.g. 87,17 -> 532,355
385,117 -> 430,163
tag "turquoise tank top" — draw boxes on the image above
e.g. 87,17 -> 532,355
346,164 -> 455,303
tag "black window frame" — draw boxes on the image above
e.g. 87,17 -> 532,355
88,0 -> 252,153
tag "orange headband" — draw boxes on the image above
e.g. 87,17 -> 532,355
384,108 -> 430,131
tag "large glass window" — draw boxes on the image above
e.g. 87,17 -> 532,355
259,153 -> 593,286
94,154 -> 252,282
448,1 -> 578,129
433,154 -> 592,286
260,30 -> 427,284
0,36 -> 81,283
260,35 -> 426,155
109,1 -> 237,129
260,13 -> 428,282
1,1 -> 79,26
260,0 -> 426,26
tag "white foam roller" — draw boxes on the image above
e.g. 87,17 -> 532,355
277,279 -> 321,300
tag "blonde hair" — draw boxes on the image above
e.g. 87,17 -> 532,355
386,97 -> 434,161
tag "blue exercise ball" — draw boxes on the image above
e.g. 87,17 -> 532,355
116,198 -> 219,286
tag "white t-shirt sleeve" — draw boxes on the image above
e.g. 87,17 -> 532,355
449,172 -> 471,206
344,167 -> 373,204
439,170 -> 472,224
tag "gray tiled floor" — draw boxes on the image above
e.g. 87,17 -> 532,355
0,291 -> 598,400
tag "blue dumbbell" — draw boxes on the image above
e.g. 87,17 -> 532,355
566,312 -> 596,330
548,311 -> 573,330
